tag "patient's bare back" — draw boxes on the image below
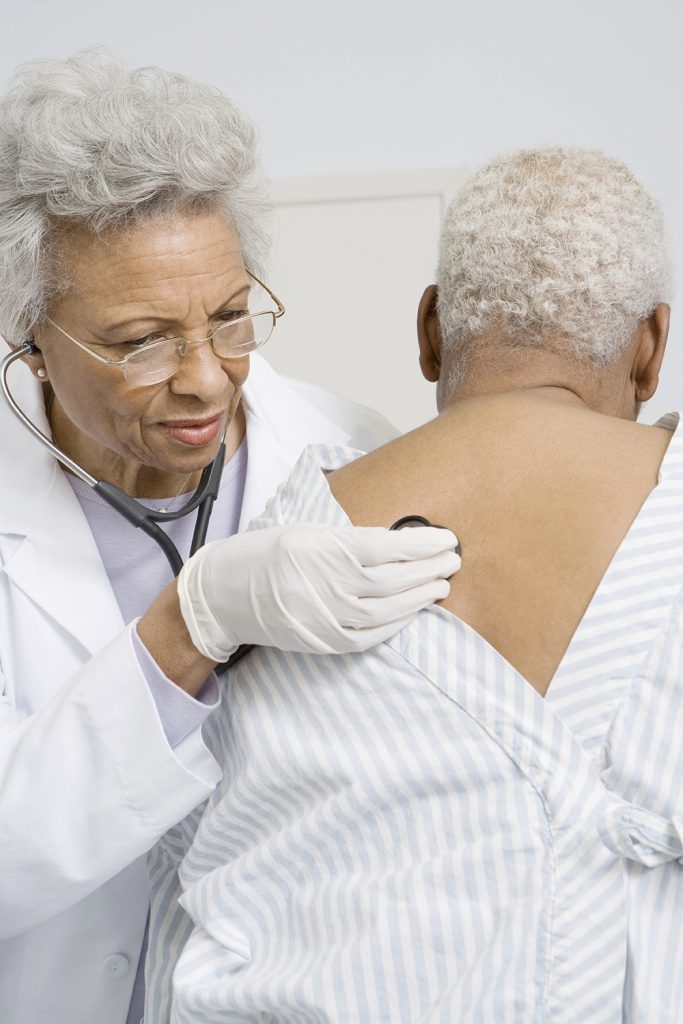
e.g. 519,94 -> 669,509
329,392 -> 672,697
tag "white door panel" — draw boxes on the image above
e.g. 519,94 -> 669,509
266,169 -> 465,433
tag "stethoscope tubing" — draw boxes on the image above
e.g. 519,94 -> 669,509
1,343 -> 98,485
1,342 -> 227,573
1,341 -> 251,670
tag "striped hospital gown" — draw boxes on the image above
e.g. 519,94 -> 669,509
145,414 -> 683,1024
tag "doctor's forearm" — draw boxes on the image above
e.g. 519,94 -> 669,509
137,581 -> 217,696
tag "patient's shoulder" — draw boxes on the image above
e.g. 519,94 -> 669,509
328,395 -> 676,694
329,394 -> 672,527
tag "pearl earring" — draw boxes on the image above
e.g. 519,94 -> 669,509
37,368 -> 47,379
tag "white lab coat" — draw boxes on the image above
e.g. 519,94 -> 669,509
0,350 -> 396,1024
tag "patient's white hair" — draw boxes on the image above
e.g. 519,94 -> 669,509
437,147 -> 673,387
0,48 -> 271,341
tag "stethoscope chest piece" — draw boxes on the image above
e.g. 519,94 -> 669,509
389,514 -> 461,558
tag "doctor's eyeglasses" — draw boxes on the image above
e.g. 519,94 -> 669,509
44,270 -> 285,387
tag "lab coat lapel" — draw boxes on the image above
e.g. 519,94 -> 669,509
3,474 -> 124,657
238,356 -> 351,531
0,354 -> 123,656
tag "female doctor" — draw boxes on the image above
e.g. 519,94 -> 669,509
0,50 -> 458,1024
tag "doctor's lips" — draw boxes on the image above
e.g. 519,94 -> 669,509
158,412 -> 225,446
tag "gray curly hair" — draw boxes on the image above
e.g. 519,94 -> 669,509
0,48 -> 271,341
437,146 -> 673,386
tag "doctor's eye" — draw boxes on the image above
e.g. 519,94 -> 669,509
217,309 -> 249,323
120,333 -> 168,349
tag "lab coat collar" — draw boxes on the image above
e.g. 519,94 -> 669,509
238,355 -> 351,531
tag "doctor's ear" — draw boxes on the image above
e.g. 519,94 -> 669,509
14,337 -> 48,380
417,284 -> 443,383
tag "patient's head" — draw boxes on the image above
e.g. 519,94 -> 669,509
419,147 -> 673,416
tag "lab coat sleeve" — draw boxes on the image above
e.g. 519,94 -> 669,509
132,623 -> 220,749
0,623 -> 222,939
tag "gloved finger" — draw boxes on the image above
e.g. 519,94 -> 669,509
339,526 -> 459,567
339,577 -> 451,629
353,549 -> 461,597
331,610 -> 419,653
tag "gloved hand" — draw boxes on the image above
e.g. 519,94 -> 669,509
177,524 -> 461,660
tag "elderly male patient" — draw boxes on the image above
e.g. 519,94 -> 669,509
147,148 -> 683,1023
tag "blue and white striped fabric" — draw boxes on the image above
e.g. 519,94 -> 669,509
145,414 -> 683,1024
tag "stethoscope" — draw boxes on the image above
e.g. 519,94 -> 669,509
390,515 -> 462,557
0,339 -> 250,669
1,342 -> 460,672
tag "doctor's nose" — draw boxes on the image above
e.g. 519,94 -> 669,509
168,337 -> 242,402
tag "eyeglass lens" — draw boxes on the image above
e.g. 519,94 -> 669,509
123,312 -> 276,386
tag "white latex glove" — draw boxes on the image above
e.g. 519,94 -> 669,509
177,524 -> 461,660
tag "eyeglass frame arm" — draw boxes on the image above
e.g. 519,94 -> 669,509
43,269 -> 285,372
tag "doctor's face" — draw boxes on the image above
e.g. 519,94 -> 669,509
31,212 -> 251,497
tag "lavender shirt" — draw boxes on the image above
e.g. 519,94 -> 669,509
66,439 -> 248,1024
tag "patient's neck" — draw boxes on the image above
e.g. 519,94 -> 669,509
441,341 -> 638,420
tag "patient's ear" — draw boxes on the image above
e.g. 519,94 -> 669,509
417,284 -> 442,382
631,303 -> 670,404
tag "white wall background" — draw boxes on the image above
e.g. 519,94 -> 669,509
2,0 -> 682,428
